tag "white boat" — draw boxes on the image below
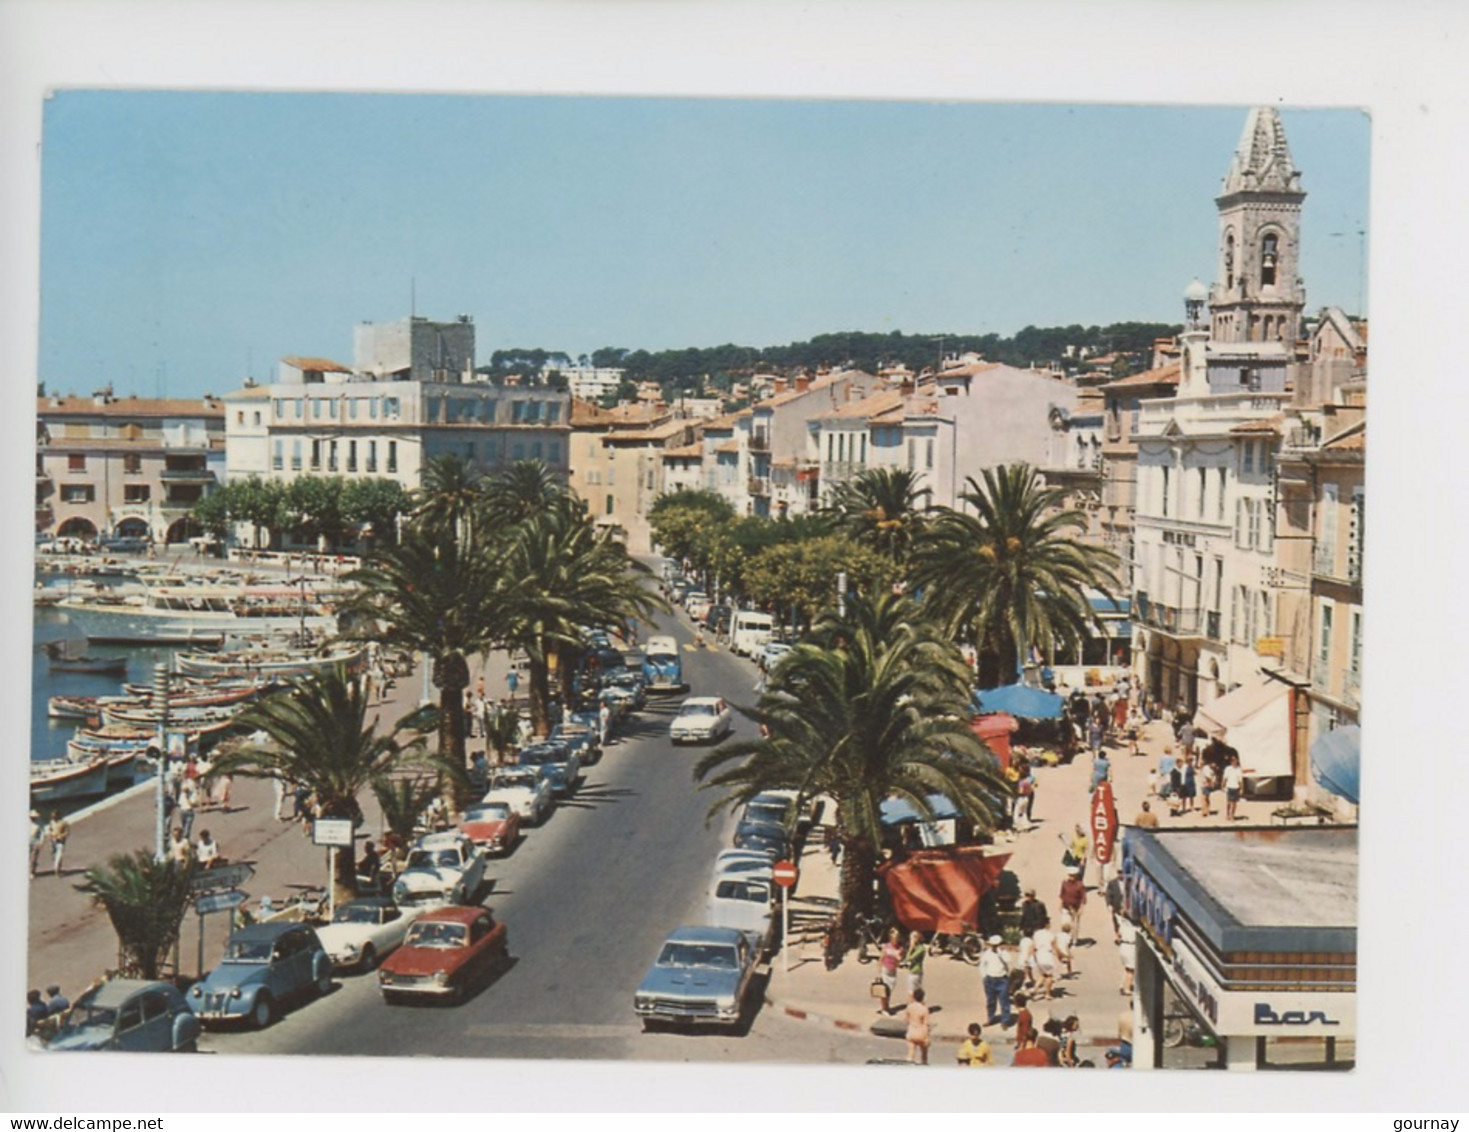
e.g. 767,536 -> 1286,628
31,756 -> 111,806
173,643 -> 368,681
56,584 -> 339,646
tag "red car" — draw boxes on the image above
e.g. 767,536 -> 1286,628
377,906 -> 509,1005
458,801 -> 522,856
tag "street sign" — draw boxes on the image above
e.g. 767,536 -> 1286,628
313,818 -> 354,847
195,889 -> 249,915
188,862 -> 254,894
1091,781 -> 1118,865
772,860 -> 799,889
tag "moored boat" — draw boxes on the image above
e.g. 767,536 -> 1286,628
56,583 -> 339,646
173,643 -> 367,681
30,756 -> 111,807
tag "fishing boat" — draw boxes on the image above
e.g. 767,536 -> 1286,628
99,701 -> 243,735
30,755 -> 111,807
48,681 -> 261,723
173,642 -> 368,681
55,583 -> 339,646
40,641 -> 129,677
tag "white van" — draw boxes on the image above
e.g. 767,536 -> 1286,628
730,611 -> 775,658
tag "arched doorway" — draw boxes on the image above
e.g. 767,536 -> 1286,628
114,517 -> 150,539
165,517 -> 202,545
56,517 -> 97,540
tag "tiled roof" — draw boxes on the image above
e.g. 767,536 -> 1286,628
1321,421 -> 1365,452
282,356 -> 353,373
38,395 -> 226,419
936,362 -> 1002,379
816,388 -> 902,422
1230,416 -> 1285,435
714,439 -> 740,454
1101,362 -> 1182,390
701,413 -> 740,432
570,397 -> 616,426
605,419 -> 689,443
661,442 -> 704,460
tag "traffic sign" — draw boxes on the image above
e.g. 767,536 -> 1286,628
188,862 -> 255,893
195,889 -> 249,915
772,859 -> 799,889
313,818 -> 354,847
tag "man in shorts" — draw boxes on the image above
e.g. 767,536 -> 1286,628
1223,754 -> 1244,820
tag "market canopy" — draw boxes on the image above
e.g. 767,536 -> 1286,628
880,793 -> 964,826
1194,673 -> 1294,779
878,845 -> 1011,934
1310,725 -> 1360,805
972,684 -> 1065,720
970,712 -> 1018,768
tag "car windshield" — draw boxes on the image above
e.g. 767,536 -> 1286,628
63,1003 -> 117,1029
680,703 -> 717,718
657,943 -> 738,970
745,804 -> 788,825
224,939 -> 274,962
491,774 -> 536,790
466,804 -> 511,823
334,904 -> 382,925
715,880 -> 769,902
405,922 -> 468,948
519,748 -> 566,765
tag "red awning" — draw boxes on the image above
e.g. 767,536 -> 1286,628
971,712 -> 1019,769
879,845 -> 1012,934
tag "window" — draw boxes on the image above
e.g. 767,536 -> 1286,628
1257,591 -> 1271,637
1197,468 -> 1206,518
907,439 -> 916,471
1230,585 -> 1241,642
328,441 -> 338,472
347,440 -> 357,472
1348,609 -> 1362,683
545,402 -> 559,423
123,453 -> 143,475
311,440 -> 321,470
370,398 -> 379,420
1348,488 -> 1365,582
1242,441 -> 1255,474
68,453 -> 86,471
925,439 -> 934,470
606,494 -> 614,514
1317,484 -> 1339,574
1212,558 -> 1224,612
387,441 -> 397,474
291,440 -> 302,471
313,398 -> 323,420
61,484 -> 95,503
532,441 -> 544,461
1216,467 -> 1227,521
1318,602 -> 1334,674
1246,498 -> 1261,549
1261,232 -> 1278,287
383,398 -> 400,420
272,440 -> 284,471
512,443 -> 525,461
328,398 -> 337,420
1224,231 -> 1235,290
123,484 -> 150,504
349,399 -> 359,420
367,440 -> 377,472
1160,466 -> 1170,518
548,441 -> 561,465
236,411 -> 245,424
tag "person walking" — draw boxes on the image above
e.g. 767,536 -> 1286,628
1223,754 -> 1245,820
979,935 -> 1013,1027
1180,755 -> 1198,814
956,1021 -> 993,1066
1198,759 -> 1217,818
1012,1027 -> 1050,1067
169,827 -> 193,867
1031,921 -> 1060,1001
29,810 -> 45,879
1087,716 -> 1104,756
1090,749 -> 1112,793
1017,764 -> 1038,826
271,771 -> 289,822
505,667 -> 520,703
877,928 -> 903,1014
1020,888 -> 1049,938
902,930 -> 928,1002
1059,873 -> 1087,948
1134,801 -> 1161,829
46,811 -> 70,877
177,781 -> 197,840
903,987 -> 932,1065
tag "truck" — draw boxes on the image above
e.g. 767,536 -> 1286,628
642,634 -> 685,694
730,611 -> 775,658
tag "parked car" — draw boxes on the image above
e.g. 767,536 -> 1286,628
551,719 -> 601,765
706,875 -> 777,953
392,832 -> 489,908
757,641 -> 793,671
314,897 -> 416,972
713,847 -> 778,873
483,768 -> 554,827
669,696 -> 733,745
190,922 -> 332,1029
733,819 -> 790,858
97,535 -> 151,555
39,979 -> 200,1052
517,739 -> 581,796
740,792 -> 800,831
378,906 -> 509,1005
711,856 -> 775,885
642,634 -> 685,694
459,801 -> 522,856
633,925 -> 762,1030
601,668 -> 647,711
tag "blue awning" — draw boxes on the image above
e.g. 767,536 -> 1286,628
880,793 -> 963,826
973,684 -> 1066,720
1310,725 -> 1360,805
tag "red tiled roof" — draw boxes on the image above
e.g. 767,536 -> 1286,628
38,395 -> 226,419
661,442 -> 704,459
1230,416 -> 1285,435
1101,362 -> 1182,390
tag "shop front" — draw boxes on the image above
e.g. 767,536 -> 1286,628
1121,825 -> 1356,1071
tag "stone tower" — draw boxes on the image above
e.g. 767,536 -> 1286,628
1210,107 -> 1307,346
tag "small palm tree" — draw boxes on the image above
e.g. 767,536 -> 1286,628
911,463 -> 1120,687
75,851 -> 197,980
482,459 -> 575,530
372,774 -> 443,868
827,467 -> 932,564
208,666 -> 430,898
412,452 -> 486,543
694,591 -> 1010,945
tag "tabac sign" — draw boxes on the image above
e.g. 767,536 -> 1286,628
1090,781 -> 1118,865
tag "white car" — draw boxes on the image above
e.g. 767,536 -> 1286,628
314,898 -> 418,972
483,769 -> 554,827
711,856 -> 775,885
705,875 -> 777,953
669,696 -> 733,744
391,833 -> 488,908
757,642 -> 793,671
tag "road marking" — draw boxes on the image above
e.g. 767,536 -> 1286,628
461,1021 -> 644,1039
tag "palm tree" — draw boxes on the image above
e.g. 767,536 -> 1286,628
481,459 -> 575,530
208,666 -> 431,897
826,467 -> 932,564
693,591 -> 1010,945
412,452 -> 486,543
372,774 -> 443,868
75,851 -> 196,980
343,529 -> 506,788
499,507 -> 666,735
911,463 -> 1120,687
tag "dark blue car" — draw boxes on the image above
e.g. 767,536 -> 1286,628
518,740 -> 581,796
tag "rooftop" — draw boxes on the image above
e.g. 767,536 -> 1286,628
39,395 -> 226,419
1101,361 -> 1182,390
281,356 -> 353,373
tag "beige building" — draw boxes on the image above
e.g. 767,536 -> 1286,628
37,390 -> 226,544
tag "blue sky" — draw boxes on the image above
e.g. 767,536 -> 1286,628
39,93 -> 1369,399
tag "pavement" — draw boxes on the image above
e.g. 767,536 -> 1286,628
760,709 -> 1281,1063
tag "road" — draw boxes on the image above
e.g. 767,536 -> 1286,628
203,608 -> 892,1064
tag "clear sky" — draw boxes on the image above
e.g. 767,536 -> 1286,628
38,92 -> 1368,399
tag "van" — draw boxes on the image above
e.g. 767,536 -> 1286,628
730,611 -> 775,658
641,634 -> 685,694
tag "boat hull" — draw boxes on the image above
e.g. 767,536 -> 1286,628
31,758 -> 111,806
55,602 -> 335,646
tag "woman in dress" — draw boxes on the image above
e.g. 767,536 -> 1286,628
877,928 -> 904,1015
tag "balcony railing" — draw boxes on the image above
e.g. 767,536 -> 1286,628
749,432 -> 770,452
1206,610 -> 1222,641
747,475 -> 770,495
365,459 -> 377,473
160,466 -> 214,482
1134,593 -> 1204,637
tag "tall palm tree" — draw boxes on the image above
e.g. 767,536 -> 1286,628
208,666 -> 432,896
694,591 -> 1010,944
499,507 -> 666,736
412,452 -> 486,543
482,459 -> 575,531
911,463 -> 1120,687
343,529 -> 506,786
75,851 -> 196,980
826,467 -> 932,564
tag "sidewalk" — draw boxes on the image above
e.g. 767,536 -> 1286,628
762,712 -> 1280,1059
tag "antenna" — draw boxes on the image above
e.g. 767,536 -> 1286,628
410,277 -> 416,318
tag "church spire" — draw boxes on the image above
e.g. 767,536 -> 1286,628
1221,106 -> 1302,195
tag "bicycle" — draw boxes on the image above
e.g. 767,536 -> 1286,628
930,927 -> 985,965
852,914 -> 887,964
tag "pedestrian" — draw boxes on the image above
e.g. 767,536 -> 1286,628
1013,992 -> 1034,1048
177,781 -> 197,839
1087,716 -> 1104,755
598,701 -> 612,746
1031,920 -> 1060,1000
956,1021 -> 993,1066
1037,1019 -> 1064,1065
29,810 -> 44,879
1135,800 -> 1160,829
1112,694 -> 1128,736
26,990 -> 49,1037
1146,765 -> 1159,797
1118,916 -> 1138,996
464,688 -> 477,738
1053,917 -> 1074,977
45,985 -> 70,1017
212,770 -> 233,812
902,930 -> 928,1001
1013,1026 -> 1050,1067
903,987 -> 932,1065
877,928 -> 903,1014
358,840 -> 382,890
1090,749 -> 1112,792
169,827 -> 193,866
1105,871 -> 1126,943
694,624 -> 705,649
1020,888 -> 1049,938
1067,823 -> 1090,883
475,675 -> 485,702
272,772 -> 288,822
1180,755 -> 1198,813
506,667 -> 520,701
1015,931 -> 1037,994
1059,873 -> 1087,947
824,824 -> 841,865
979,935 -> 1013,1027
46,811 -> 70,877
1223,754 -> 1245,820
1060,1015 -> 1082,1067
1017,764 -> 1038,825
195,829 -> 220,869
1198,759 -> 1217,818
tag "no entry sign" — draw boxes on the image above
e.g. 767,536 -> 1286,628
772,859 -> 799,888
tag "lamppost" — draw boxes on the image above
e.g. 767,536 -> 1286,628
152,661 -> 170,861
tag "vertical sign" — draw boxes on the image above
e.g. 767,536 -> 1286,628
1091,780 -> 1118,864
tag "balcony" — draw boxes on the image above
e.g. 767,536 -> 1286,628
160,466 -> 214,482
747,475 -> 770,495
749,431 -> 770,452
365,459 -> 377,473
1206,610 -> 1222,641
1134,593 -> 1205,638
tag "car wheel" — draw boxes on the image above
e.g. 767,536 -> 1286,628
317,970 -> 333,995
251,995 -> 274,1030
360,944 -> 378,971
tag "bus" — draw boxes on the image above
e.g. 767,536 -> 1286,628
730,611 -> 775,658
